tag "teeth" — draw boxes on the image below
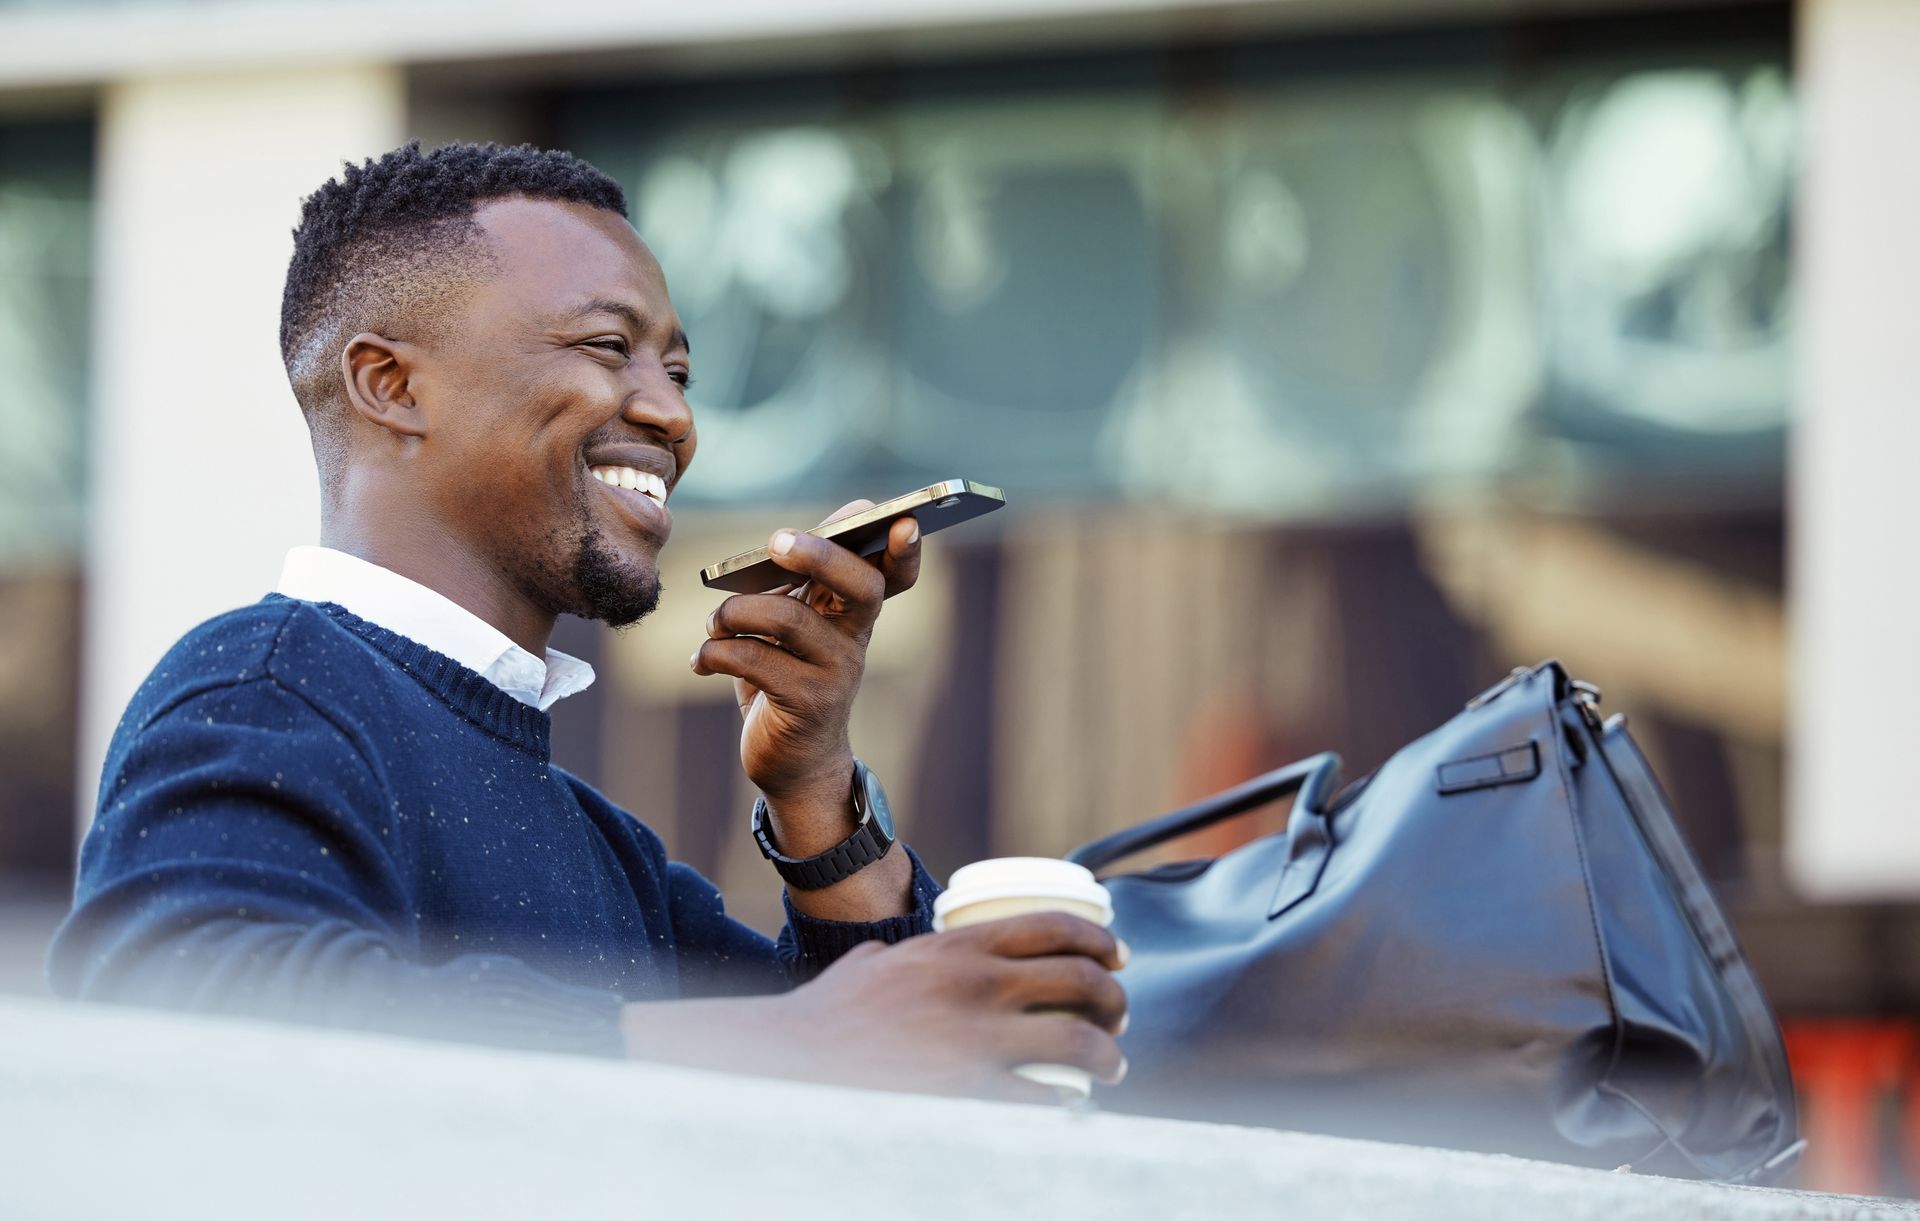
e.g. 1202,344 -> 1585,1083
589,465 -> 668,504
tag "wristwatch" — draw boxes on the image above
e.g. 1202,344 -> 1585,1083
751,759 -> 897,891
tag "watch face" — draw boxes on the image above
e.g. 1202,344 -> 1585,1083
860,767 -> 897,840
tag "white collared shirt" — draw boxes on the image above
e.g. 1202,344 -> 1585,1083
274,545 -> 596,712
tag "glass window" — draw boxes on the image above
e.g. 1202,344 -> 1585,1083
558,23 -> 1790,516
0,118 -> 92,564
0,115 -> 91,961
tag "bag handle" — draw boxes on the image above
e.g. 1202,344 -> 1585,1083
1066,752 -> 1345,877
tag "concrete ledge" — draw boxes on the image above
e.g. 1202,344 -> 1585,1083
0,997 -> 1908,1220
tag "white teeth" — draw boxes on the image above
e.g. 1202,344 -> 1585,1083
589,465 -> 668,505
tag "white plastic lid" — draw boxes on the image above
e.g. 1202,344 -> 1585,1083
933,857 -> 1113,927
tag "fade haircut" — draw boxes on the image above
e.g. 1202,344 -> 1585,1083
278,141 -> 628,445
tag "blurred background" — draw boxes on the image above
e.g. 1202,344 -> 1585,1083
0,0 -> 1915,1195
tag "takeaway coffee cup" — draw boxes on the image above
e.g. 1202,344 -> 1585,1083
932,857 -> 1116,1099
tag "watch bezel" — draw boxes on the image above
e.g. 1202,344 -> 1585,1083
752,759 -> 897,889
855,761 -> 896,841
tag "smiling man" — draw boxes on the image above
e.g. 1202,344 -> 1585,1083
47,142 -> 1125,1099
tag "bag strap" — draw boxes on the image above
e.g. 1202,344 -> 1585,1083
1066,752 -> 1345,876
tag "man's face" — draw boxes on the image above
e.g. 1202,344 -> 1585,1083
408,197 -> 696,627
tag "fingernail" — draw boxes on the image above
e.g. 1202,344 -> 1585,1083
1115,1056 -> 1129,1084
1116,940 -> 1131,969
688,649 -> 701,672
706,610 -> 718,636
905,519 -> 921,545
771,530 -> 795,556
1117,1013 -> 1130,1038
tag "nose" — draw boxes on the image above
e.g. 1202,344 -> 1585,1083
621,377 -> 695,449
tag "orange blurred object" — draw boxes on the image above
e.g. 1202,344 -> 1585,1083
1782,1019 -> 1918,1195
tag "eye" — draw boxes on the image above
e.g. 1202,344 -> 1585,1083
583,337 -> 630,359
670,368 -> 695,390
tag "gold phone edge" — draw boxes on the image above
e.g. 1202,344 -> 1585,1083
700,479 -> 1001,584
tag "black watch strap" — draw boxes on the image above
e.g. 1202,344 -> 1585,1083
752,761 -> 897,891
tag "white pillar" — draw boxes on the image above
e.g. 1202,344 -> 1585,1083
1788,0 -> 1920,897
79,65 -> 405,828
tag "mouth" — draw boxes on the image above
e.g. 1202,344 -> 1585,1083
589,464 -> 668,506
585,460 -> 673,537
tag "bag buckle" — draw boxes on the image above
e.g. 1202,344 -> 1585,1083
1570,679 -> 1604,730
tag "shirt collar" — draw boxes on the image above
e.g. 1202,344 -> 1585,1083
274,545 -> 595,712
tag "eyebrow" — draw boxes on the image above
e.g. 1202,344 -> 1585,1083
561,298 -> 690,354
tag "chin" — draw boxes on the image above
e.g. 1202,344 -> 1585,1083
571,528 -> 661,627
590,579 -> 660,629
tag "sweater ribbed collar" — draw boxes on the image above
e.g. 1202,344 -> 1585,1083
270,595 -> 553,760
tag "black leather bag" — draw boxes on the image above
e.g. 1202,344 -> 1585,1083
1070,661 -> 1801,1182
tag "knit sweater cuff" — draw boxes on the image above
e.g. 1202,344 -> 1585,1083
780,846 -> 942,983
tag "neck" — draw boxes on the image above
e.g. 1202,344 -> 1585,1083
319,499 -> 555,658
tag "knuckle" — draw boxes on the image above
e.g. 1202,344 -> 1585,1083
945,924 -> 993,953
1065,1019 -> 1111,1068
984,961 -> 1025,1005
774,596 -> 812,630
716,597 -> 768,636
726,596 -> 771,633
1007,911 -> 1055,938
1067,957 -> 1109,996
957,961 -> 1002,1002
1036,911 -> 1082,945
957,948 -> 1014,993
1082,925 -> 1118,962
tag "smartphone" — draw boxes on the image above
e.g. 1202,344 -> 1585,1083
700,479 -> 1006,594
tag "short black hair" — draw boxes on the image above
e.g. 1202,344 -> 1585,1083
279,140 -> 628,425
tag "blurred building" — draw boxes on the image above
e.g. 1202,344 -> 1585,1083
1,0 -> 1916,1194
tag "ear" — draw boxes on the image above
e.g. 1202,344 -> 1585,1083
340,332 -> 428,439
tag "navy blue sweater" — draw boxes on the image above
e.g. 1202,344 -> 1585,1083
47,595 -> 940,1055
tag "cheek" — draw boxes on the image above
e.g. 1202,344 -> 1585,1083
433,357 -> 614,507
485,386 -> 600,486
433,411 -> 571,519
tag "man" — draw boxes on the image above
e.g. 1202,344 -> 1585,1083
48,142 -> 1125,1101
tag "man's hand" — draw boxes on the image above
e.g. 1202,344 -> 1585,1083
691,500 -> 920,817
620,913 -> 1129,1103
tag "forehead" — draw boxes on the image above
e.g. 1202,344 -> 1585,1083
470,196 -> 671,322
